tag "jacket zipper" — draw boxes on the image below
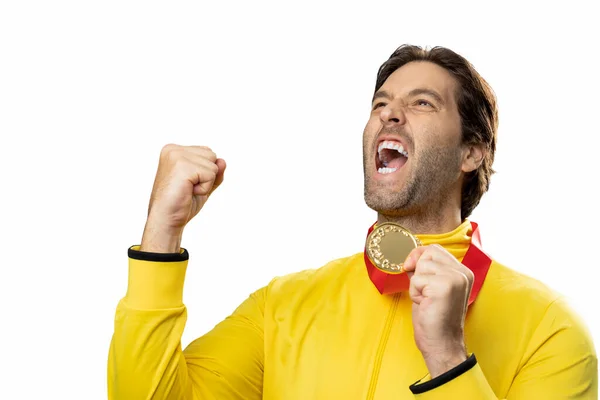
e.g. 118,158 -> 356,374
366,293 -> 401,400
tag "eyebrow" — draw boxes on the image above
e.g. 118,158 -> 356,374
408,88 -> 445,105
372,88 -> 445,105
372,90 -> 391,103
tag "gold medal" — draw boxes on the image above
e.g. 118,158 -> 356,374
365,222 -> 422,274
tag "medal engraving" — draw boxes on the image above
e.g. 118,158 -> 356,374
366,223 -> 421,274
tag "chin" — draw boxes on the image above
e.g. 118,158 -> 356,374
365,192 -> 403,214
364,179 -> 415,215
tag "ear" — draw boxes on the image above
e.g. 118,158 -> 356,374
461,143 -> 486,173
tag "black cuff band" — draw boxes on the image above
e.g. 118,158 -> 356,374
128,246 -> 189,262
409,353 -> 477,394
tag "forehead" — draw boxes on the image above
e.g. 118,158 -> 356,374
379,61 -> 459,104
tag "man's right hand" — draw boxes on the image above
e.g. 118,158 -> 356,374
140,144 -> 226,253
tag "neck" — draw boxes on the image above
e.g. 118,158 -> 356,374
377,207 -> 462,235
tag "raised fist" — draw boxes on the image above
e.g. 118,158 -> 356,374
141,144 -> 226,252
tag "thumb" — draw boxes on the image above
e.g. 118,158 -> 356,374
403,246 -> 427,273
211,158 -> 227,193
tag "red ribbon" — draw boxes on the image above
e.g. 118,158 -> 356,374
364,221 -> 492,305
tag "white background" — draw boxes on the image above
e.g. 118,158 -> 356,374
1,1 -> 598,398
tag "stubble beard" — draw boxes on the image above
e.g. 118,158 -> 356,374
363,145 -> 463,220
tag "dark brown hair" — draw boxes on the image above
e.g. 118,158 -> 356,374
375,45 -> 498,220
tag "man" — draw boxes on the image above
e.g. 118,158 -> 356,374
108,45 -> 597,399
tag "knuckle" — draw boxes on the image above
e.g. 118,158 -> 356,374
160,144 -> 182,163
204,165 -> 217,177
161,143 -> 178,155
200,165 -> 217,180
167,149 -> 183,164
426,244 -> 440,253
173,155 -> 187,168
465,268 -> 475,282
454,271 -> 470,288
207,150 -> 217,161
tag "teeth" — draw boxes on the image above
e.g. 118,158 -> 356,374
378,140 -> 408,158
378,167 -> 398,174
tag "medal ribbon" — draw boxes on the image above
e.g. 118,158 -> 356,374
364,221 -> 492,305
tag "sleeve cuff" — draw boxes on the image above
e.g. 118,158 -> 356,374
124,245 -> 189,309
409,354 -> 497,398
128,245 -> 189,262
410,354 -> 477,394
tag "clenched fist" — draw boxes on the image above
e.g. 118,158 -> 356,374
403,244 -> 474,378
140,144 -> 226,253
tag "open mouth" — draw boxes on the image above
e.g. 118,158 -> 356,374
376,140 -> 408,174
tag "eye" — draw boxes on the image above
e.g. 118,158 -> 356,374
416,99 -> 433,107
372,102 -> 387,110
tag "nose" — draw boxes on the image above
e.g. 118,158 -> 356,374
379,103 -> 406,127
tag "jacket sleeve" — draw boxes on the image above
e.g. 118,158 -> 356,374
409,298 -> 597,399
107,246 -> 265,400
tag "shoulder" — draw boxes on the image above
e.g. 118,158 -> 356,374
482,260 -> 595,349
267,252 -> 364,291
264,252 -> 364,301
484,259 -> 562,307
475,259 -> 585,337
469,260 -> 596,381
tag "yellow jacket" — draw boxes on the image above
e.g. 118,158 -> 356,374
108,221 -> 597,399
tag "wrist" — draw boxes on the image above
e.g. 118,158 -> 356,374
140,219 -> 183,253
422,345 -> 467,379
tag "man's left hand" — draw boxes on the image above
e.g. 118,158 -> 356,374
403,244 -> 474,378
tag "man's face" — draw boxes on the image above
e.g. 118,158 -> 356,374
363,61 -> 465,217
